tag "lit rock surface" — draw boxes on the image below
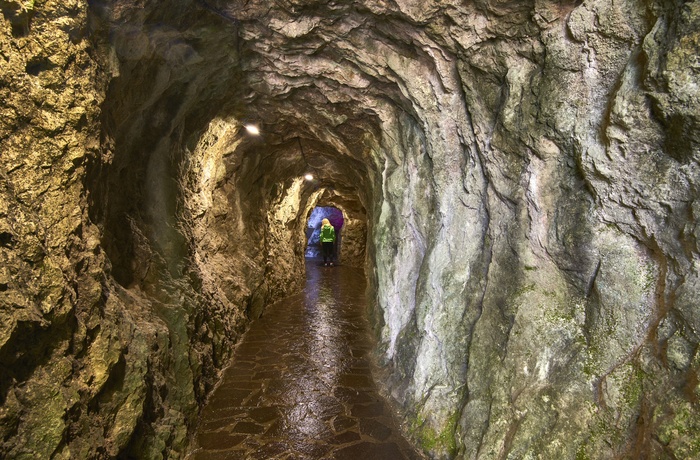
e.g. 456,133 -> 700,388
1,0 -> 699,459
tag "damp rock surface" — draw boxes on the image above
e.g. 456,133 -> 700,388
189,261 -> 422,460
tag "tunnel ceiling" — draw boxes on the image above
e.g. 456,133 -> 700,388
98,0 -> 547,212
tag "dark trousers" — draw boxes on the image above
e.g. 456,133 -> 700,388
322,242 -> 334,263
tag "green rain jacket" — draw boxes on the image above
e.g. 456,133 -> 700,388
320,224 -> 335,243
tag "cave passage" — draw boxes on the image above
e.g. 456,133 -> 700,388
3,1 -> 699,458
189,261 -> 421,459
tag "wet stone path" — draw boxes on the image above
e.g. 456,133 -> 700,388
188,261 -> 423,460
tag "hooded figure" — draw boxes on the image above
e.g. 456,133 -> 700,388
320,218 -> 336,266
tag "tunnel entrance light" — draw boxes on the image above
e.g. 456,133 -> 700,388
245,124 -> 260,135
304,173 -> 314,181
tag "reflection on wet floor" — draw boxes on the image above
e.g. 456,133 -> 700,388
188,261 -> 423,460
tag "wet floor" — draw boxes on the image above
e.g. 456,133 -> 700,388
187,260 -> 423,460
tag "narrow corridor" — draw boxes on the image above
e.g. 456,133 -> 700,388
188,262 -> 422,460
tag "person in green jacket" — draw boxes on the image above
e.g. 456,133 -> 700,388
320,218 -> 336,266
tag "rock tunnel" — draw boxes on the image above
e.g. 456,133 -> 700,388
1,0 -> 699,458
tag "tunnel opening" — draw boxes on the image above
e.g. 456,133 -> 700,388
305,206 -> 344,262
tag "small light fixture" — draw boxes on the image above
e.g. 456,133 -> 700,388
304,173 -> 314,181
245,124 -> 260,135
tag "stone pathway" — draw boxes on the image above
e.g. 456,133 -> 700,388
187,261 -> 423,460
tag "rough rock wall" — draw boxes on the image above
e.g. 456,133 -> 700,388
85,1 -> 316,456
0,1 -> 122,457
339,213 -> 367,268
364,1 -> 700,459
0,0 -> 315,457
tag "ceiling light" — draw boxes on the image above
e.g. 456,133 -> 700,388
304,174 -> 314,181
245,124 -> 260,135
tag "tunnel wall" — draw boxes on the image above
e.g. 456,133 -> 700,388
0,1 -> 123,458
0,0 -> 312,457
85,7 -> 317,456
339,212 -> 367,269
359,1 -> 700,459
